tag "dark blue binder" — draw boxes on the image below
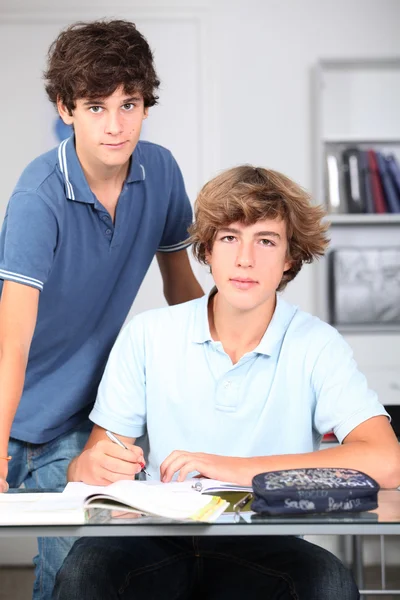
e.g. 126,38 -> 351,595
376,152 -> 400,213
386,154 -> 400,198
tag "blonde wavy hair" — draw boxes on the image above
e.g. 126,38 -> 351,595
189,165 -> 329,291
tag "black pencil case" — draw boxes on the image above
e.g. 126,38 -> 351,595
251,468 -> 379,515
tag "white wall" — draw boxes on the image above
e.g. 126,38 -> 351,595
0,0 -> 400,567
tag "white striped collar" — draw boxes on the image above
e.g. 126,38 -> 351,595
57,138 -> 75,200
57,137 -> 146,202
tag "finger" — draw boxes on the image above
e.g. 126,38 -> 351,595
160,450 -> 187,480
98,468 -> 137,485
98,440 -> 144,463
177,462 -> 199,482
100,455 -> 142,477
162,455 -> 195,483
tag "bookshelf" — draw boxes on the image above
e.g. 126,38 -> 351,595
313,58 -> 400,347
314,57 -> 400,221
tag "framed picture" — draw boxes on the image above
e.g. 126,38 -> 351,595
328,247 -> 400,325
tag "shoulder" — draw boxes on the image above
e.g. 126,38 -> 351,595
13,147 -> 60,195
123,296 -> 203,344
135,141 -> 180,174
10,146 -> 64,213
281,298 -> 343,357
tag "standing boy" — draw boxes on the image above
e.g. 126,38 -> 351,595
54,165 -> 400,600
0,19 -> 202,599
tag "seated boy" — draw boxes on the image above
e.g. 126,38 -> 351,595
53,165 -> 400,600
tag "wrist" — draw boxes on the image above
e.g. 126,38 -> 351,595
67,456 -> 82,482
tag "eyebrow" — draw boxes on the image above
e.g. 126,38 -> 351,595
219,227 -> 281,239
82,96 -> 142,106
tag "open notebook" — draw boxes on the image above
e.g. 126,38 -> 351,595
64,480 -> 230,522
0,481 -> 230,525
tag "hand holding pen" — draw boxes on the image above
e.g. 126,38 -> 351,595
106,430 -> 151,477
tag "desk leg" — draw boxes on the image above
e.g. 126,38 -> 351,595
352,535 -> 365,596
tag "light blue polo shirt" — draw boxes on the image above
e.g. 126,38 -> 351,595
90,292 -> 388,480
0,136 -> 192,443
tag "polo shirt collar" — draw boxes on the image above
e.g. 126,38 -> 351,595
254,295 -> 298,356
192,289 -> 298,357
126,145 -> 146,183
57,136 -> 145,203
192,288 -> 216,343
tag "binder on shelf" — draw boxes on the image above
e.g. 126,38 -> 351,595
386,154 -> 400,197
367,150 -> 387,214
376,152 -> 400,213
325,149 -> 347,213
358,150 -> 375,214
342,148 -> 365,213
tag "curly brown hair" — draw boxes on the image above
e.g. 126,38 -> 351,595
190,165 -> 329,291
44,19 -> 160,113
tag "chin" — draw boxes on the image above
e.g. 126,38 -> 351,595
226,297 -> 261,312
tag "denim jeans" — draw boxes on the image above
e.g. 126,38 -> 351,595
7,420 -> 92,600
53,535 -> 359,600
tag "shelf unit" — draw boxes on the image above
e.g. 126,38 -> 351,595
325,214 -> 400,225
314,57 -> 400,218
313,58 -> 400,339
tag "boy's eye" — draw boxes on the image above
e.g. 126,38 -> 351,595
89,106 -> 103,113
260,239 -> 274,246
122,103 -> 134,110
221,235 -> 236,242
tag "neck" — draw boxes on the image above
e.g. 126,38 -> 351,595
208,292 -> 276,363
81,161 -> 129,194
76,143 -> 130,195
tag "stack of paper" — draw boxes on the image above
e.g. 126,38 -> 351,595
0,493 -> 85,525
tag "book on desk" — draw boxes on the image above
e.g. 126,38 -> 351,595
0,479 -> 253,526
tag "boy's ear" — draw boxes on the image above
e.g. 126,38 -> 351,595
283,258 -> 293,273
57,97 -> 74,125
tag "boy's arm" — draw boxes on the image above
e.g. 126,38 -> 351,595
0,281 -> 39,492
156,151 -> 203,305
156,249 -> 203,305
161,330 -> 400,488
69,315 -> 149,486
67,424 -> 144,485
160,415 -> 400,488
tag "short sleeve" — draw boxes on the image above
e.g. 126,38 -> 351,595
157,153 -> 193,253
313,331 -> 389,443
89,316 -> 147,438
0,192 -> 58,291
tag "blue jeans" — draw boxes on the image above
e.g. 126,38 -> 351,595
7,420 -> 92,600
53,535 -> 359,600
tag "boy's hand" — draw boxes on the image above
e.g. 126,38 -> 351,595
0,461 -> 9,493
74,440 -> 145,485
160,451 -> 250,485
0,476 -> 9,493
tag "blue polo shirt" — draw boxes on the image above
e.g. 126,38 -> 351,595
0,136 -> 193,443
90,292 -> 388,480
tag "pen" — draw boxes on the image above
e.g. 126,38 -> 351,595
105,430 -> 151,477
